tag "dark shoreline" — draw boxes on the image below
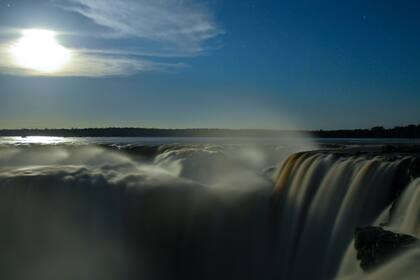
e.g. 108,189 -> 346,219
0,124 -> 419,138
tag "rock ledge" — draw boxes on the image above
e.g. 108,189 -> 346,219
354,226 -> 417,271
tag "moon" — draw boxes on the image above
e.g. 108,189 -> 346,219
9,29 -> 71,73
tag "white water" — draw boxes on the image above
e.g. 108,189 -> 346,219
0,143 -> 299,280
273,153 -> 407,280
0,140 -> 418,280
337,178 -> 420,280
387,178 -> 420,236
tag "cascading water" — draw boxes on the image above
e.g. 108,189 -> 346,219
386,178 -> 420,236
337,178 -> 420,280
272,152 -> 409,280
0,143 -> 418,280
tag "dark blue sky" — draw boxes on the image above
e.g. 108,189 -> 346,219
0,0 -> 419,129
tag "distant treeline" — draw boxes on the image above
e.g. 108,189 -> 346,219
0,124 -> 419,138
312,124 -> 420,138
0,128 -> 297,138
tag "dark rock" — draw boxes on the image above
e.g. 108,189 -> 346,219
354,226 -> 417,271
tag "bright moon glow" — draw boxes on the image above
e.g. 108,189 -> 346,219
9,29 -> 71,73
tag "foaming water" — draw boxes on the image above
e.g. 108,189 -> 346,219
387,178 -> 420,236
273,153 -> 407,280
0,139 -> 418,280
0,143 -> 301,280
338,178 -> 420,280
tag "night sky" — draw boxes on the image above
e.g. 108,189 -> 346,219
0,0 -> 419,130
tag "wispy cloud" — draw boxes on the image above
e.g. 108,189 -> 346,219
59,0 -> 222,54
0,0 -> 222,77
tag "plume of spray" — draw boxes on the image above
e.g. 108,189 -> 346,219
0,113 -> 319,280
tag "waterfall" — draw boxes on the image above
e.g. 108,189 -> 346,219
0,144 -> 418,280
386,178 -> 420,236
272,152 -> 408,280
337,178 -> 420,279
354,179 -> 420,280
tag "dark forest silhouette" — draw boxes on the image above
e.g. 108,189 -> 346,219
0,124 -> 419,138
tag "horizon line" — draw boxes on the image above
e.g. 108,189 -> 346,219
0,124 -> 419,132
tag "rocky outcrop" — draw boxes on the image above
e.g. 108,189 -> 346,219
354,226 -> 417,271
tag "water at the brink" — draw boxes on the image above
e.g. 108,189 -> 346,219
0,142 -> 418,280
273,153 -> 409,280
